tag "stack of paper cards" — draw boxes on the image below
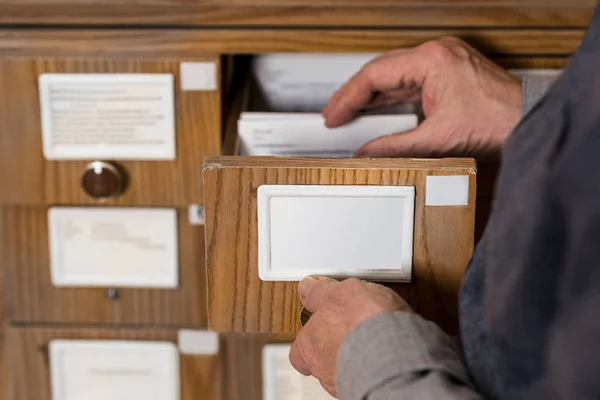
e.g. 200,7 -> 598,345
238,54 -> 420,157
263,344 -> 334,400
238,112 -> 418,157
252,53 -> 380,113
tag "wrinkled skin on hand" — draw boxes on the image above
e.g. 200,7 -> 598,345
323,36 -> 522,159
289,277 -> 412,398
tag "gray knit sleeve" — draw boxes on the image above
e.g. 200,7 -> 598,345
336,312 -> 486,400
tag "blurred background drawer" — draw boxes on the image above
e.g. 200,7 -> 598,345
0,205 -> 207,326
0,55 -> 222,206
5,327 -> 221,400
224,333 -> 332,400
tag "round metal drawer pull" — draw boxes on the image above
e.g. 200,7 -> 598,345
81,161 -> 124,200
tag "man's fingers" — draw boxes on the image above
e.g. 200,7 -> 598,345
323,51 -> 432,127
289,337 -> 311,376
298,276 -> 338,313
361,89 -> 422,111
354,117 -> 448,158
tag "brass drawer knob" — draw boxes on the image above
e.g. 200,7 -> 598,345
81,161 -> 123,200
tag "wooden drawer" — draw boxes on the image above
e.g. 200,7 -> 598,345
206,68 -> 477,334
0,55 -> 221,206
204,156 -> 476,336
0,206 -> 207,327
5,327 -> 222,400
205,56 -> 574,335
203,57 -> 571,336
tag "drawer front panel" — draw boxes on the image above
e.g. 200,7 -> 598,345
204,157 -> 477,335
0,56 -> 221,206
6,327 -> 221,400
1,206 -> 207,326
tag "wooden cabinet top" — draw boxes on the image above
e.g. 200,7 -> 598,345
0,0 -> 596,28
0,29 -> 585,56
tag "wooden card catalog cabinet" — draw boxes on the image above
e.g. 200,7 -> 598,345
204,157 -> 476,335
0,206 -> 207,326
5,327 -> 221,400
0,56 -> 221,206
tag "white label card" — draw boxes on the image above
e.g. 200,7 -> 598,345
180,62 -> 217,91
177,330 -> 219,355
263,344 -> 334,400
48,207 -> 179,288
258,185 -> 414,282
39,73 -> 176,160
50,340 -> 180,400
425,176 -> 470,206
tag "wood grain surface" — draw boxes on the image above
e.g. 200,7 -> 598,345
1,206 -> 208,327
223,333 -> 296,400
0,56 -> 221,206
203,157 -> 477,335
0,3 -> 594,28
0,29 -> 584,57
0,212 -> 5,400
5,327 -> 222,400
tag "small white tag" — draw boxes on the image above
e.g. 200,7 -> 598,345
425,176 -> 470,206
177,330 -> 219,355
180,62 -> 217,91
39,73 -> 176,160
48,207 -> 179,288
263,344 -> 334,400
188,205 -> 205,226
50,340 -> 180,400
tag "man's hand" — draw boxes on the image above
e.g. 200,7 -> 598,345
289,276 -> 412,397
323,36 -> 522,159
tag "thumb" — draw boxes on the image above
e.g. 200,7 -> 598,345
355,116 -> 448,158
298,276 -> 338,313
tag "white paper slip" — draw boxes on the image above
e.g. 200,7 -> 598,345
50,340 -> 180,400
425,175 -> 470,206
509,68 -> 563,77
39,73 -> 176,160
48,207 -> 179,288
263,344 -> 334,400
238,114 -> 418,157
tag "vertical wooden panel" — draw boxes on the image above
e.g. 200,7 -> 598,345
0,208 -> 6,400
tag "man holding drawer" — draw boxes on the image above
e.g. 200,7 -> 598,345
289,8 -> 600,400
